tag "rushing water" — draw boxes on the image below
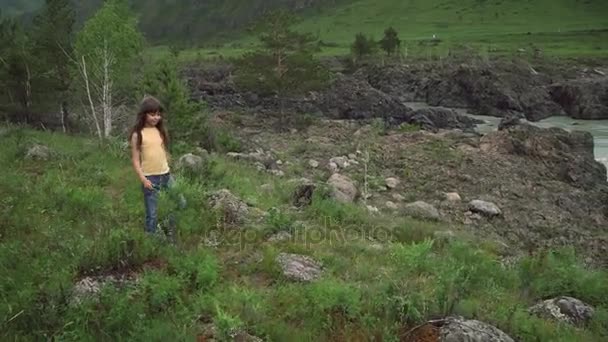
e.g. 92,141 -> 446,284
466,113 -> 608,172
404,102 -> 608,172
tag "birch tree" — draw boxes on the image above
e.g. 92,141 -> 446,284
73,0 -> 143,140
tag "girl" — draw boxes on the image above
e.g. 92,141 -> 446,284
129,96 -> 176,239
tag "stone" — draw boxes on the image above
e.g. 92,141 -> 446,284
529,296 -> 595,326
348,153 -> 357,160
276,160 -> 283,166
328,162 -> 339,173
445,192 -> 462,202
392,193 -> 406,202
208,189 -> 249,226
469,200 -> 502,217
177,153 -> 203,171
327,173 -> 358,203
439,316 -> 515,342
25,144 -> 51,161
367,205 -> 380,213
403,201 -> 441,221
309,159 -> 319,168
276,253 -> 323,282
268,169 -> 285,177
194,147 -> 209,157
330,156 -> 349,168
268,231 -> 293,242
385,177 -> 400,189
385,201 -> 399,210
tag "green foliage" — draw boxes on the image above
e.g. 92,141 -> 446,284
168,249 -> 219,290
74,0 -> 144,99
519,248 -> 608,306
379,26 -> 401,55
234,9 -> 330,117
351,32 -> 377,61
214,304 -> 244,340
265,206 -> 295,234
140,56 -> 205,145
30,0 -> 75,93
2,127 -> 608,341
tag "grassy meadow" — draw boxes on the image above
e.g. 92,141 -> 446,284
151,0 -> 608,62
1,125 -> 608,340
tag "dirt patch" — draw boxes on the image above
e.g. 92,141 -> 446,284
401,324 -> 440,342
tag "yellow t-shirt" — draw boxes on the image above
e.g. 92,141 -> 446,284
140,127 -> 170,176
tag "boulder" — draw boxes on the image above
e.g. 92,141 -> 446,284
177,153 -> 204,171
385,177 -> 400,189
439,316 -> 515,342
403,201 -> 441,221
208,189 -> 249,226
25,144 -> 52,161
469,200 -> 502,217
445,192 -> 462,202
529,296 -> 595,326
276,253 -> 323,282
327,173 -> 358,203
551,77 -> 608,119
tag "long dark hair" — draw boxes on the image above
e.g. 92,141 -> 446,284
129,96 -> 169,151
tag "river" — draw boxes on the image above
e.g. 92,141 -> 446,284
467,113 -> 608,173
404,102 -> 608,172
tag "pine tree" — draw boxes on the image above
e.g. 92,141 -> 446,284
30,0 -> 76,130
351,32 -> 376,61
234,10 -> 329,124
379,26 -> 401,56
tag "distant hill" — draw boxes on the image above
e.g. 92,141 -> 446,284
2,0 -> 607,51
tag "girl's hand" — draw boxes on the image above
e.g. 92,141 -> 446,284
142,178 -> 154,190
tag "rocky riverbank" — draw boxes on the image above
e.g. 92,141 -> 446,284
205,110 -> 608,266
184,57 -> 608,126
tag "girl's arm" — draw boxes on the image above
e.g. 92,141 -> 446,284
131,133 -> 153,189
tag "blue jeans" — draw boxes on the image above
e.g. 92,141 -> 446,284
142,173 -> 185,239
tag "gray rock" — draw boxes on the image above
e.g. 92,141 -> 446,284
308,159 -> 319,168
327,173 -> 358,203
178,153 -> 203,171
445,192 -> 462,202
194,147 -> 209,157
268,169 -> 284,177
208,189 -> 249,226
268,231 -> 293,242
276,253 -> 323,282
403,201 -> 440,220
328,162 -> 339,173
385,177 -> 400,189
366,205 -> 380,213
392,193 -> 406,202
469,200 -> 502,217
529,296 -> 595,326
439,316 -> 515,342
25,144 -> 51,161
330,156 -> 349,168
385,201 -> 399,210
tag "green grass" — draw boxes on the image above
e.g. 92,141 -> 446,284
155,0 -> 608,61
1,125 -> 608,340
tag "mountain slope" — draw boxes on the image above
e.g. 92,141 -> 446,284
290,0 -> 608,55
5,0 -> 607,48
